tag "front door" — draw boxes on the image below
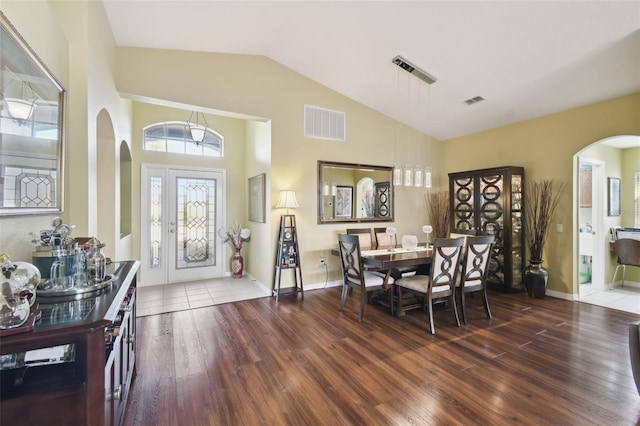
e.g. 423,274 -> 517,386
141,165 -> 225,286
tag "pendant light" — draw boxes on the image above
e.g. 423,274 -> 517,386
3,79 -> 37,122
187,111 -> 209,144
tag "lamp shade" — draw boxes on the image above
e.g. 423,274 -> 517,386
5,97 -> 36,121
276,190 -> 299,210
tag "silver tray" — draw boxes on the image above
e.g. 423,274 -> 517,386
36,274 -> 116,298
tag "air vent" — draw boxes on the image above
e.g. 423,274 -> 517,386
392,55 -> 437,85
304,105 -> 346,141
464,96 -> 485,105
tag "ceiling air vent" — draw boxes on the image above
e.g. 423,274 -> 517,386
464,96 -> 485,105
392,55 -> 437,85
304,105 -> 346,141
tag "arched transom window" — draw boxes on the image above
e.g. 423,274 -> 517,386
143,121 -> 223,157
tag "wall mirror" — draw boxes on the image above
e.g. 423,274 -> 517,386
0,12 -> 66,216
318,160 -> 394,224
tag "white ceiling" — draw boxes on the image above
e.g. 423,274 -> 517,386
102,0 -> 640,141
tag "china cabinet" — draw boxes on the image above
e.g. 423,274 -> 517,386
448,166 -> 524,291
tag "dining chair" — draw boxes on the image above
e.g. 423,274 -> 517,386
611,238 -> 640,287
346,228 -> 373,250
456,235 -> 495,324
395,237 -> 464,334
373,227 -> 395,248
337,233 -> 392,322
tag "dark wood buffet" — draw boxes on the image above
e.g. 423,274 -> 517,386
0,260 -> 140,425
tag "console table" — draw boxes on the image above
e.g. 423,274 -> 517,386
0,260 -> 140,425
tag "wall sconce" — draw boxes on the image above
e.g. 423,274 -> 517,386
187,111 -> 208,144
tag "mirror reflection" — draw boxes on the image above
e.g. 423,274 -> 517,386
318,161 -> 393,224
0,12 -> 65,215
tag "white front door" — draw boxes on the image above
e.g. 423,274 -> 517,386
141,165 -> 225,286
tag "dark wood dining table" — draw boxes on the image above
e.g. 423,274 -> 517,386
331,244 -> 433,270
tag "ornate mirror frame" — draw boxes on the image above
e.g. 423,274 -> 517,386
0,12 -> 66,216
318,160 -> 394,224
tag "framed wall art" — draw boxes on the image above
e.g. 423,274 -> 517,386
334,185 -> 353,218
249,173 -> 266,222
608,177 -> 621,217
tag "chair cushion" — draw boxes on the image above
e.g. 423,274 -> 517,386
363,271 -> 393,287
456,277 -> 482,288
396,275 -> 430,293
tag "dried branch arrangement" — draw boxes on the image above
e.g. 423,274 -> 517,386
425,190 -> 450,239
523,179 -> 566,262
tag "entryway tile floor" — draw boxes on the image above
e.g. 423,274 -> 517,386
136,276 -> 271,317
579,284 -> 640,315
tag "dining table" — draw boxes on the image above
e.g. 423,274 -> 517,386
331,244 -> 433,315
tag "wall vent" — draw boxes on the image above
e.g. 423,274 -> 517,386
304,105 -> 346,141
464,96 -> 485,105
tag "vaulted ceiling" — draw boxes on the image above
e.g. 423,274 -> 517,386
102,1 -> 640,141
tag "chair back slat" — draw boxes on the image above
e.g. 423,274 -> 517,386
431,238 -> 465,285
374,227 -> 396,248
461,235 -> 495,286
338,233 -> 364,288
613,239 -> 640,267
346,228 -> 373,250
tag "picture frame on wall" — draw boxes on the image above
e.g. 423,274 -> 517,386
334,185 -> 353,218
608,177 -> 621,217
248,173 -> 266,223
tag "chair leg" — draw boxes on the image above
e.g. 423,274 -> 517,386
427,292 -> 435,334
450,292 -> 460,327
612,264 -> 623,288
359,289 -> 367,322
482,287 -> 492,319
622,265 -> 626,287
459,287 -> 468,324
339,284 -> 348,311
390,285 -> 395,316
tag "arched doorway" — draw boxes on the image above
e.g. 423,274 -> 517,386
574,134 -> 640,314
96,109 -> 117,259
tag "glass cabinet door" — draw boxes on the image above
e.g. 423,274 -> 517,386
451,177 -> 475,230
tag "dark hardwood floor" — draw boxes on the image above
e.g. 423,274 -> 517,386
123,287 -> 640,425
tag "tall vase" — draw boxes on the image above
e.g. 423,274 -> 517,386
524,260 -> 548,299
232,248 -> 244,278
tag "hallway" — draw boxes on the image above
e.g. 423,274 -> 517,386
579,283 -> 640,315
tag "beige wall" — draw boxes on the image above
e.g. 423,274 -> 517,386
440,94 -> 640,295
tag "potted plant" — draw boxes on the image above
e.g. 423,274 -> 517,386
218,222 -> 251,278
523,179 -> 566,298
425,190 -> 450,239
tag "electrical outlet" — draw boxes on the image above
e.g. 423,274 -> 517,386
319,257 -> 326,267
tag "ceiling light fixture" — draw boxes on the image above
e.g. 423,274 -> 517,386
187,111 -> 209,144
392,55 -> 437,85
2,79 -> 38,122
